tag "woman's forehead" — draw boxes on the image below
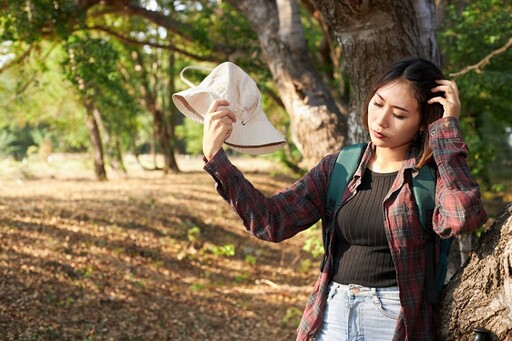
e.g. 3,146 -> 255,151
375,81 -> 419,112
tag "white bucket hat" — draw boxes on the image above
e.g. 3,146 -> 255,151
172,62 -> 286,154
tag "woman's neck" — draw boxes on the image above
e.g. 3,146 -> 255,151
368,146 -> 408,173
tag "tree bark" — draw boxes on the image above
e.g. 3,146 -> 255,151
435,203 -> 512,340
226,0 -> 347,169
167,49 -> 179,172
84,102 -> 108,181
91,104 -> 127,173
154,108 -> 178,174
133,48 -> 180,173
313,0 -> 439,143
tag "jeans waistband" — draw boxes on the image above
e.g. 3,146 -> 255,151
330,281 -> 399,297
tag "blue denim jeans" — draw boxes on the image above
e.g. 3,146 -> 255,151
315,282 -> 401,341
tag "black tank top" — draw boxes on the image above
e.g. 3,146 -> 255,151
332,168 -> 398,287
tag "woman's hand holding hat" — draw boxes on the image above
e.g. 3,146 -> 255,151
203,99 -> 237,160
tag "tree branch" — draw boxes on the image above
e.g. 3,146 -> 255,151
0,45 -> 34,74
103,1 -> 195,42
91,1 -> 236,60
449,38 -> 512,79
87,25 -> 217,62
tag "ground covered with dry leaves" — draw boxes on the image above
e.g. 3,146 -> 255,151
0,154 -> 319,340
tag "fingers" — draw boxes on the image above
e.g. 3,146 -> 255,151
428,79 -> 461,119
431,79 -> 458,91
204,99 -> 237,134
206,99 -> 237,122
203,99 -> 237,160
225,126 -> 233,140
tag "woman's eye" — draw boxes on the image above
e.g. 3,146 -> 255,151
393,114 -> 405,120
373,101 -> 383,107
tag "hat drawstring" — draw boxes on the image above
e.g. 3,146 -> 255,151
179,65 -> 214,88
233,106 -> 259,126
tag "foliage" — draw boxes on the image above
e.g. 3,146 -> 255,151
244,255 -> 257,266
439,0 -> 512,185
206,243 -> 235,257
187,226 -> 202,244
281,307 -> 303,328
0,0 -> 78,43
302,223 -> 324,258
63,35 -> 141,131
0,129 -> 18,158
0,124 -> 56,160
0,43 -> 90,157
175,118 -> 203,155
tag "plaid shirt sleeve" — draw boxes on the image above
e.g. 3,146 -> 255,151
203,149 -> 336,242
429,117 -> 488,238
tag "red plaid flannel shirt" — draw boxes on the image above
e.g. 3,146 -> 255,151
204,117 -> 487,340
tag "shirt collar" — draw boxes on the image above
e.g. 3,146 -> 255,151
355,142 -> 419,176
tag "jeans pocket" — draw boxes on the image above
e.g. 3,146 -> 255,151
327,283 -> 339,302
373,291 -> 400,320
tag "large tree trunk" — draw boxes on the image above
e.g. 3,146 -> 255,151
314,0 -> 439,143
435,203 -> 512,340
226,0 -> 347,169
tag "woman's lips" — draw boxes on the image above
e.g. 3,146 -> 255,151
372,130 -> 385,139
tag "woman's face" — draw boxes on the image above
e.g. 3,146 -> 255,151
367,81 -> 421,150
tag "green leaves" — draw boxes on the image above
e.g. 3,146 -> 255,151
0,0 -> 79,43
440,0 -> 512,183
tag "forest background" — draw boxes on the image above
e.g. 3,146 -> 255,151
0,0 -> 511,340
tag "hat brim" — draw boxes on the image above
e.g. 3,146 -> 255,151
225,110 -> 286,154
172,87 -> 220,123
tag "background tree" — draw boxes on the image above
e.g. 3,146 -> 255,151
63,35 -> 142,180
128,45 -> 179,173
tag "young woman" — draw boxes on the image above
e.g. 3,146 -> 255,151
201,57 -> 487,340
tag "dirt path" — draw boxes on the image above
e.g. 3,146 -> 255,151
0,155 -> 318,340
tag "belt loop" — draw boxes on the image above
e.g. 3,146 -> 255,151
371,288 -> 380,305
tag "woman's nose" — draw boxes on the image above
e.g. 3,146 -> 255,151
374,109 -> 390,127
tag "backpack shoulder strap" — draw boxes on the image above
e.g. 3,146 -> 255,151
412,164 -> 436,229
326,143 -> 367,216
412,164 -> 449,304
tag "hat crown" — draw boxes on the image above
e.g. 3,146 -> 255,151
201,62 -> 261,124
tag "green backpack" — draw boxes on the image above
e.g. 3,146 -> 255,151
325,143 -> 452,304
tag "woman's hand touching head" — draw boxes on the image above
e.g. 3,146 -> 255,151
428,80 -> 461,119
